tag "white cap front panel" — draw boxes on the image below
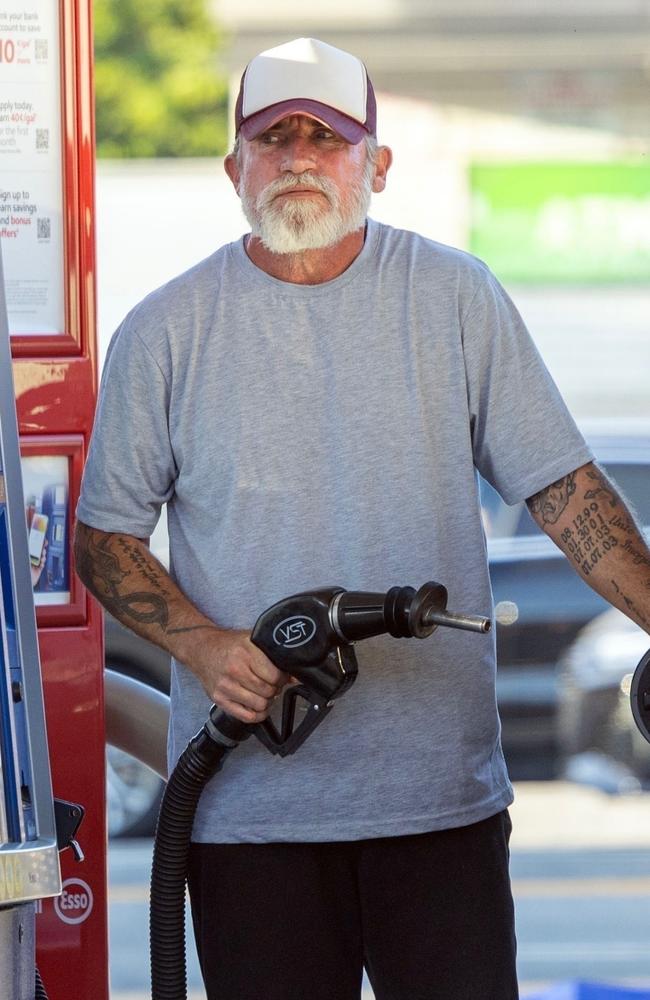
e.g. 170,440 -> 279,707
242,38 -> 368,125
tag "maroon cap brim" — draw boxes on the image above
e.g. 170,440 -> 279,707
239,99 -> 369,144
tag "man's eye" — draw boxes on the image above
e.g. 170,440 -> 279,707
259,133 -> 281,144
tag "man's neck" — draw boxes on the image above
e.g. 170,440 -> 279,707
244,226 -> 366,285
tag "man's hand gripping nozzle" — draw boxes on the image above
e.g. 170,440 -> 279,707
208,581 -> 492,756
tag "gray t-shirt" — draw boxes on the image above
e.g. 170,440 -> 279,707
78,219 -> 592,843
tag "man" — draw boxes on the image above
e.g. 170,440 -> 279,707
75,37 -> 650,1000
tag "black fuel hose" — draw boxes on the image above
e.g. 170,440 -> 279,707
34,965 -> 49,1000
150,713 -> 249,1000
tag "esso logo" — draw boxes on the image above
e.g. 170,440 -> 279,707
272,615 -> 317,648
54,877 -> 94,925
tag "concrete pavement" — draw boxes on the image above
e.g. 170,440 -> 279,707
510,781 -> 650,850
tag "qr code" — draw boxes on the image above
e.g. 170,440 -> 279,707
37,217 -> 51,241
36,128 -> 49,152
35,39 -> 48,61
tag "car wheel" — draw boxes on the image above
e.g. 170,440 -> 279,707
106,744 -> 164,838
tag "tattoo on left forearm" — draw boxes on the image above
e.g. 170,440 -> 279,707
560,503 -> 619,577
584,467 -> 617,508
528,473 -> 576,525
551,467 -> 650,604
620,539 -> 650,570
549,467 -> 622,577
526,463 -> 650,630
611,579 -> 650,629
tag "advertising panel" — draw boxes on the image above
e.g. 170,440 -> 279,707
0,0 -> 64,335
22,453 -> 70,605
18,436 -> 86,625
471,162 -> 650,284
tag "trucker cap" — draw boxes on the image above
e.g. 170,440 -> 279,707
235,37 -> 377,144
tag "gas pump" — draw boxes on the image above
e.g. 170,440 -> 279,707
0,245 -> 61,999
1,1 -> 108,997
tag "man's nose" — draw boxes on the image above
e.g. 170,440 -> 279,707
280,136 -> 316,173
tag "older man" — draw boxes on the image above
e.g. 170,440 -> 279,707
75,37 -> 649,1000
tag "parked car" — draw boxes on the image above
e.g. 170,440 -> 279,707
105,611 -> 170,838
105,421 -> 650,834
556,609 -> 649,794
484,420 -> 650,779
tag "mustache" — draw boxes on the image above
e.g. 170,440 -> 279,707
255,172 -> 338,211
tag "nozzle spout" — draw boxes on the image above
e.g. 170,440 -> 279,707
421,609 -> 491,634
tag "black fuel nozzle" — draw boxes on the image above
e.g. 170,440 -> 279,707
245,582 -> 491,757
248,587 -> 358,755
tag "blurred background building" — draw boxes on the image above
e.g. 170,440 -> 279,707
217,0 -> 650,136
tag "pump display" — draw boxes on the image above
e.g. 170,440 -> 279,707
150,581 -> 491,1000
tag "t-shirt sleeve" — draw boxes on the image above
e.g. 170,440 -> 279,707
76,312 -> 176,537
461,265 -> 593,506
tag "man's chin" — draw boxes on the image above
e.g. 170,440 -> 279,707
245,201 -> 368,255
253,215 -> 342,254
259,226 -> 365,255
258,233 -> 338,254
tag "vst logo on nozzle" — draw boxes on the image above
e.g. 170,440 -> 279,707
272,615 -> 317,648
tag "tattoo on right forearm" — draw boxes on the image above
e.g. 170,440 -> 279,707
77,530 -> 172,627
114,536 -> 169,593
77,528 -> 216,637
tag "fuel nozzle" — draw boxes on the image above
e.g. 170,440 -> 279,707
208,581 -> 492,758
330,582 -> 492,643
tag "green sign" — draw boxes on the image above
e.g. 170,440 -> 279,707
470,162 -> 650,283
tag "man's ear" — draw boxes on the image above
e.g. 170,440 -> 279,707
372,145 -> 393,194
224,153 -> 241,195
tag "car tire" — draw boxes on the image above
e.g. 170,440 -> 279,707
104,650 -> 170,838
106,743 -> 165,838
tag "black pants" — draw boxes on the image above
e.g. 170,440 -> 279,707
187,810 -> 518,1000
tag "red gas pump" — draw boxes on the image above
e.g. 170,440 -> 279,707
2,1 -> 108,997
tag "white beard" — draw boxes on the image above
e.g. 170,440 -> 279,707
239,157 -> 375,255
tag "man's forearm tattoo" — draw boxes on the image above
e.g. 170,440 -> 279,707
528,473 -> 576,525
77,530 -> 171,626
77,529 -> 214,636
553,467 -> 621,578
611,579 -> 650,629
549,466 -> 649,590
584,466 -> 617,508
